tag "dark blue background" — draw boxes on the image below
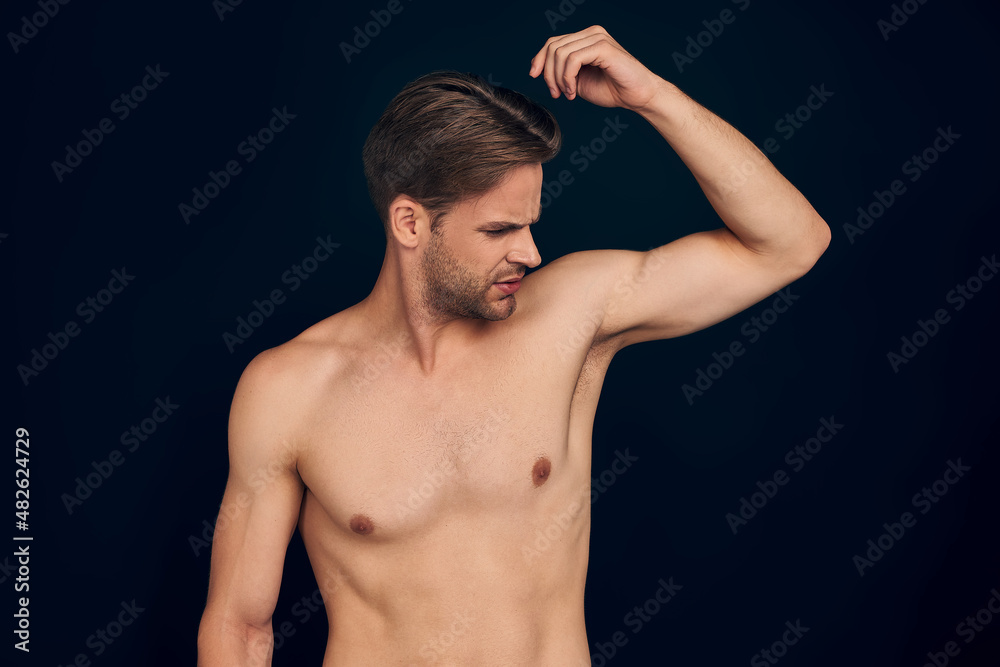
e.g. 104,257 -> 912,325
4,0 -> 999,664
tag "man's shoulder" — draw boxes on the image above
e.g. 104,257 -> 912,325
233,308 -> 362,414
520,248 -> 638,315
227,309 -> 360,462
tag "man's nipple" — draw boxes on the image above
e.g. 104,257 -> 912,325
349,513 -> 375,535
532,457 -> 552,487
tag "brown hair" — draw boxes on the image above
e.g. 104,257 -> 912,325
362,71 -> 561,238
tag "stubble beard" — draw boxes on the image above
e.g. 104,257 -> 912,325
418,230 -> 517,323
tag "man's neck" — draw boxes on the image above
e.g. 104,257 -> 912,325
360,247 -> 486,375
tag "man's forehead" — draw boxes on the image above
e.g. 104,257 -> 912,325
455,164 -> 543,222
471,201 -> 542,225
470,190 -> 542,223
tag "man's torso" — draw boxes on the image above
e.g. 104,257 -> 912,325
275,273 -> 616,665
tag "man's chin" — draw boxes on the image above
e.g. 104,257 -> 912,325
478,295 -> 517,321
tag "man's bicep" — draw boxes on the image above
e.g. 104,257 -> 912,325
203,351 -> 305,631
204,471 -> 303,629
597,227 -> 816,346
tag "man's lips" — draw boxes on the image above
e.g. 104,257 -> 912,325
494,274 -> 524,284
493,275 -> 523,295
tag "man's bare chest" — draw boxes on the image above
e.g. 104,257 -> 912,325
295,355 -> 589,538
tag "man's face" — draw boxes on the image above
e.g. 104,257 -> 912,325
418,163 -> 543,322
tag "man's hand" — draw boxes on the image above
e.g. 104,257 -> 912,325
528,25 -> 664,112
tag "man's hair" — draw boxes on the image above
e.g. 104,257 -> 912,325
362,70 -> 562,238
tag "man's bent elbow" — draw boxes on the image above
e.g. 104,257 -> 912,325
778,214 -> 831,278
197,611 -> 275,667
798,214 -> 832,272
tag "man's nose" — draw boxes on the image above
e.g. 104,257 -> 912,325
508,228 -> 541,268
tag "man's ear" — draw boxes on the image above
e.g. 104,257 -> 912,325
388,196 -> 428,249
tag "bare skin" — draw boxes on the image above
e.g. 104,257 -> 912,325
198,26 -> 831,666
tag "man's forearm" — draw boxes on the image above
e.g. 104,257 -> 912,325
636,79 -> 829,259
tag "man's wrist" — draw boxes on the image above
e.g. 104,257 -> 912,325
632,78 -> 686,122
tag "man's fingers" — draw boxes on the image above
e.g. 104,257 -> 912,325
540,34 -> 579,98
529,35 -> 566,91
529,43 -> 559,97
530,25 -> 611,98
544,34 -> 603,99
554,35 -> 608,98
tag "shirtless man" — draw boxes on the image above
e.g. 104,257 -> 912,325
197,26 -> 831,666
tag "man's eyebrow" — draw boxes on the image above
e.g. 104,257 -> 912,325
480,215 -> 542,229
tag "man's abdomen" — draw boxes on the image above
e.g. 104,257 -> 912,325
296,431 -> 594,666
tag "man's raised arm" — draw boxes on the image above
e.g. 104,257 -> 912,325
529,26 -> 831,346
198,349 -> 305,666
